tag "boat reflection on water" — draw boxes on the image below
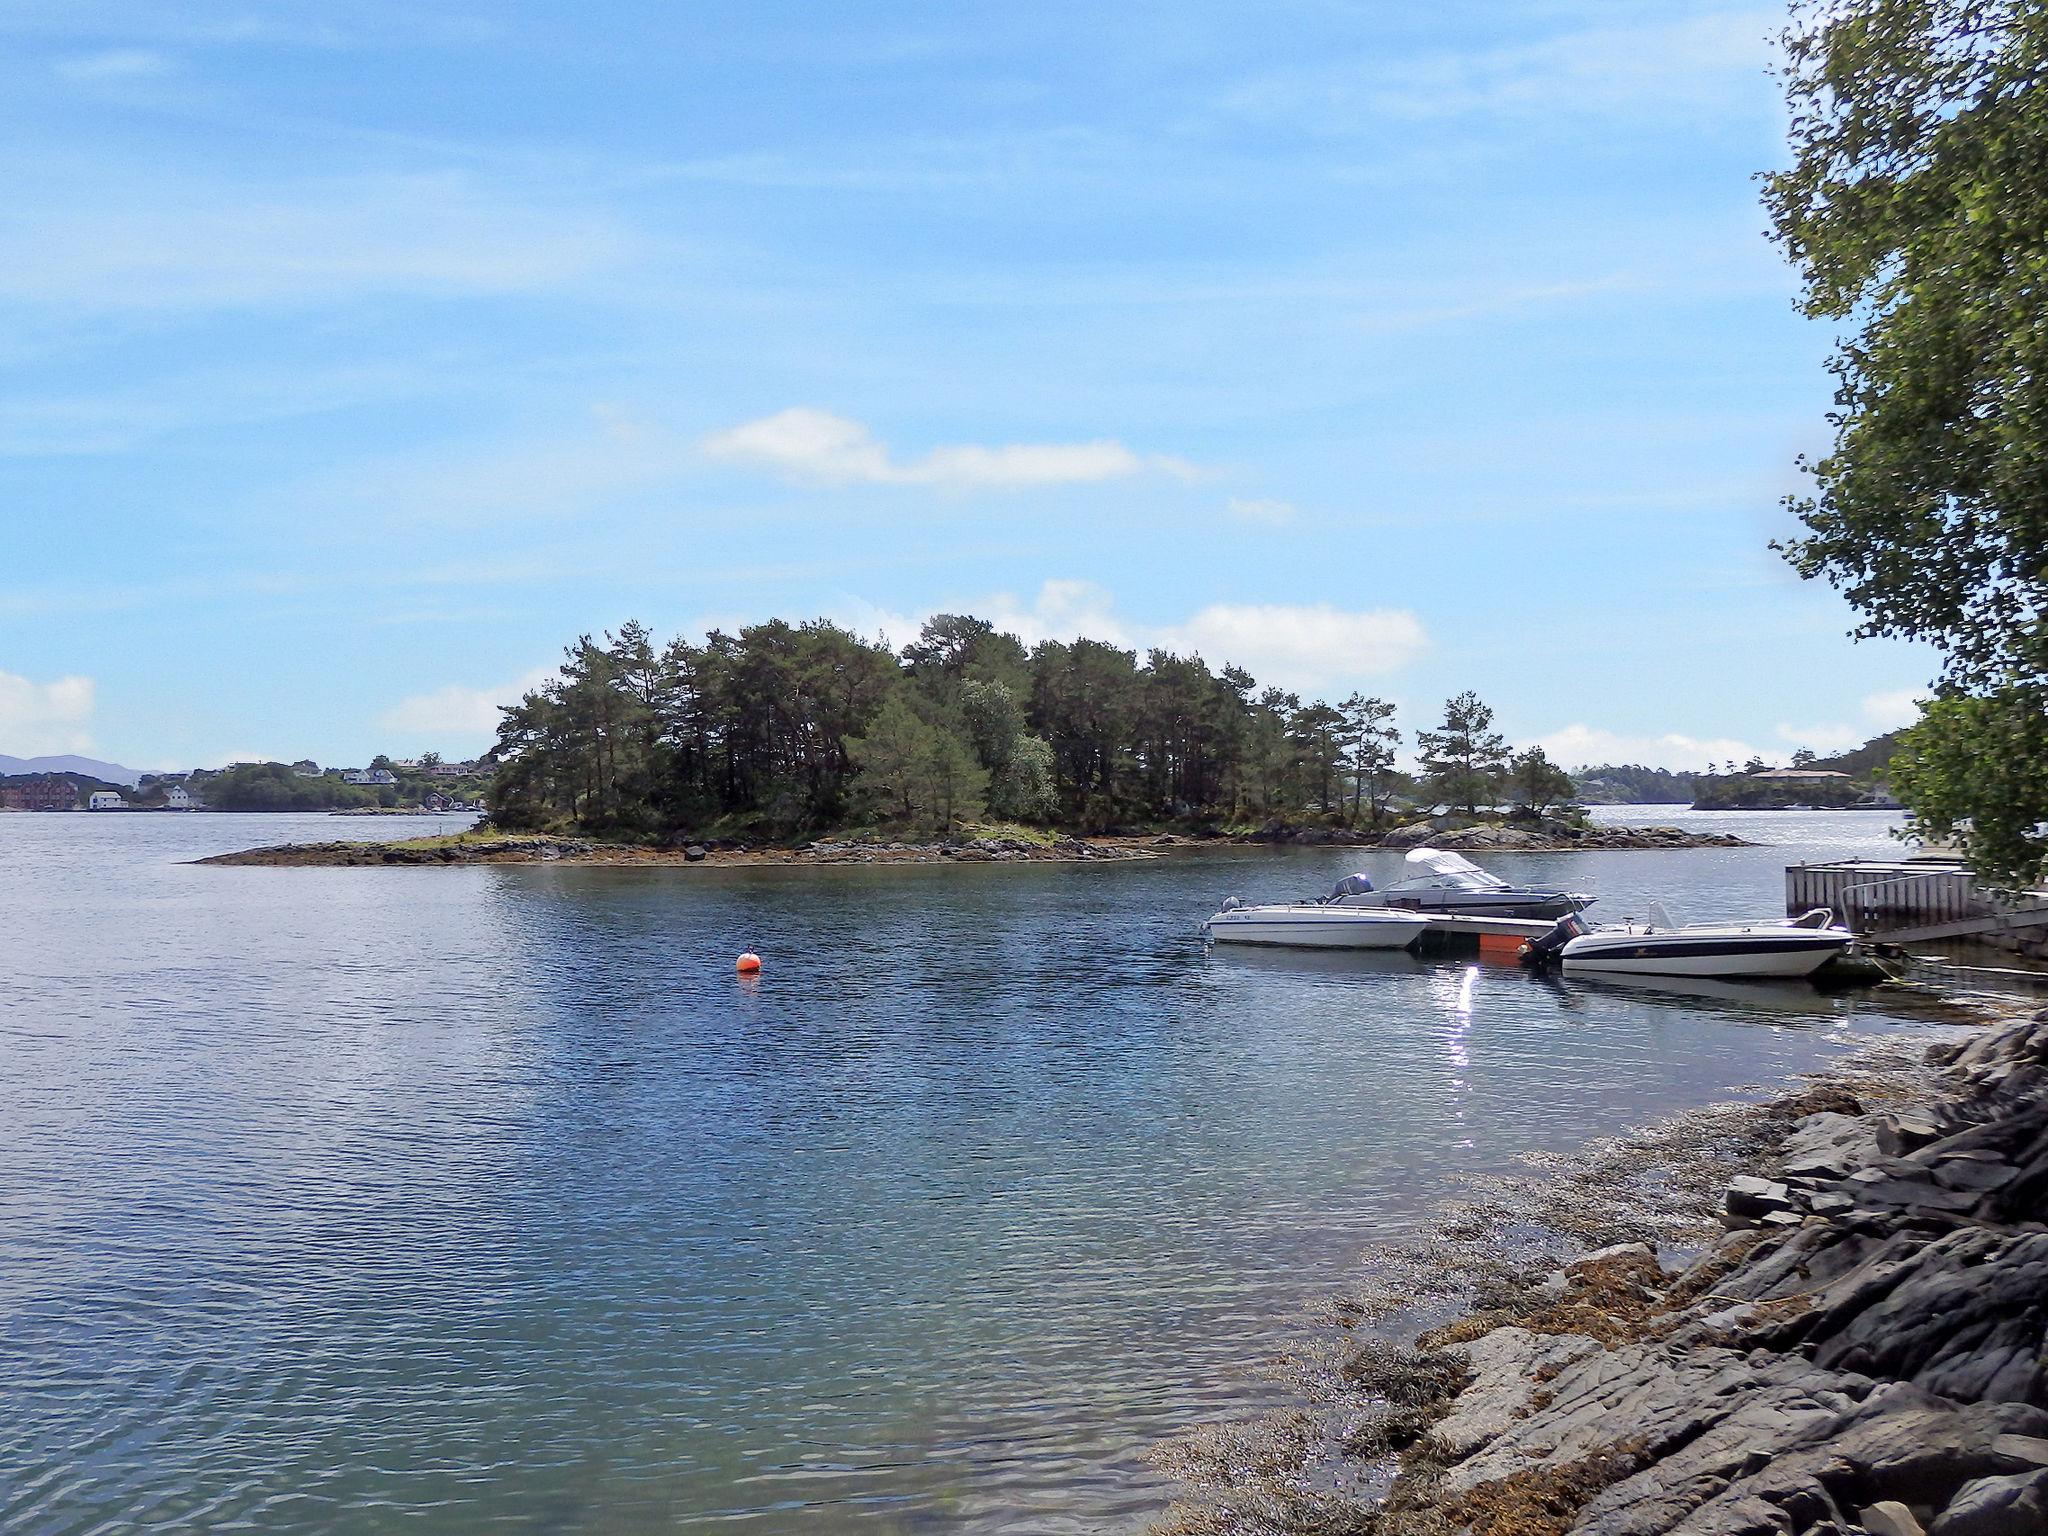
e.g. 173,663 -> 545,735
1200,943 -> 1429,980
1534,965 -> 1845,1020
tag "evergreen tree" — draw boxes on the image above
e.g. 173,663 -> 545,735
1338,694 -> 1401,824
1417,692 -> 1510,815
1506,746 -> 1575,818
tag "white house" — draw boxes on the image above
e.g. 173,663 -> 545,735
341,768 -> 398,786
87,791 -> 128,811
165,785 -> 193,810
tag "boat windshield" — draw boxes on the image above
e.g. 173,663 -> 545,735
1401,849 -> 1512,890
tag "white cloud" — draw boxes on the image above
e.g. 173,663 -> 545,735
820,580 -> 1426,694
1860,689 -> 1926,732
1225,496 -> 1297,525
1540,686 -> 1932,772
1773,689 -> 1929,757
378,667 -> 557,744
0,670 -> 95,756
1534,724 -> 1761,773
700,407 -> 1197,491
1159,603 -> 1426,691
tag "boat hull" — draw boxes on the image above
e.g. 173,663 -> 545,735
1205,907 -> 1431,950
1560,932 -> 1850,979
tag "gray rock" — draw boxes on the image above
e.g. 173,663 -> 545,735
1431,1327 -> 1600,1461
1931,1469 -> 2048,1535
1728,1175 -> 1797,1221
1860,1502 -> 1927,1536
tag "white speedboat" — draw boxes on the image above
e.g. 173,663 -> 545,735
1523,906 -> 1853,979
1202,900 -> 1432,950
1328,849 -> 1593,920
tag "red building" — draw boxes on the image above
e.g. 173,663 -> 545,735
1,776 -> 80,811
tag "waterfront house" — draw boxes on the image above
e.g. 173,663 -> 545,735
1750,768 -> 1854,783
341,768 -> 399,786
87,791 -> 128,811
165,785 -> 194,810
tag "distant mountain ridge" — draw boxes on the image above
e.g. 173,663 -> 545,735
0,753 -> 150,786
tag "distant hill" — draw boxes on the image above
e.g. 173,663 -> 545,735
0,753 -> 150,785
1810,730 -> 1903,781
1570,763 -> 1699,805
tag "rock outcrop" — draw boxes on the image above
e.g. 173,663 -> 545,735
1364,1013 -> 2048,1536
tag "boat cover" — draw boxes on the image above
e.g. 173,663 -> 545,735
1403,849 -> 1512,889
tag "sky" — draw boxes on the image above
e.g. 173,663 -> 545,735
0,0 -> 1938,773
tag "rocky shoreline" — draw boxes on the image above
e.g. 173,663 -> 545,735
194,831 -> 1165,867
198,820 -> 1744,868
1158,1005 -> 2048,1536
1242,821 -> 1752,852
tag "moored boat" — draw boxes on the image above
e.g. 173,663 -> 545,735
1202,901 -> 1432,950
1329,849 -> 1593,920
1523,906 -> 1853,979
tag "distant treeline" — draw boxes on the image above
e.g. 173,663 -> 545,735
487,616 -> 1580,837
199,760 -> 488,811
1570,764 -> 1699,805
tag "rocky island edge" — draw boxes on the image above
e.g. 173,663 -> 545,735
195,818 -> 1751,867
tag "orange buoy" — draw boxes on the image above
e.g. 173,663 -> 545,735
735,951 -> 762,974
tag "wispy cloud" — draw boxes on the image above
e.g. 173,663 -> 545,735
0,671 -> 96,756
298,405 -> 691,526
1535,723 -> 1762,773
700,408 -> 1199,491
0,170 -> 634,310
1224,9 -> 1776,132
377,667 -> 558,743
1224,496 -> 1297,526
54,48 -> 174,83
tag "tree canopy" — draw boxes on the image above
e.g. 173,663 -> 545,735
484,616 -> 1526,839
1766,0 -> 2048,883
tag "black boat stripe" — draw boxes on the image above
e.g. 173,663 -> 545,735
1567,938 -> 1848,959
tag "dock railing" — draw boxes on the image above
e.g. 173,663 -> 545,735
1788,858 -> 2048,945
1837,870 -> 1972,937
1786,859 -> 1986,936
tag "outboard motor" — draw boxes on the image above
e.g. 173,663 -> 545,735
1519,911 -> 1588,968
1327,873 -> 1375,905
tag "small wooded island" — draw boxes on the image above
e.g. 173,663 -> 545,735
199,612 -> 1766,866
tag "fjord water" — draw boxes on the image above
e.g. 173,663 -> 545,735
2,810 -> 1938,1533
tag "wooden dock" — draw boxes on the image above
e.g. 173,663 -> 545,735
1785,858 -> 2048,945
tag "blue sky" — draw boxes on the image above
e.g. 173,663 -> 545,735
0,0 -> 1935,772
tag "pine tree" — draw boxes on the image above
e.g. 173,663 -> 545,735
1417,692 -> 1510,816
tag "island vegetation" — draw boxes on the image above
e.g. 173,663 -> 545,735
483,616 -> 1582,842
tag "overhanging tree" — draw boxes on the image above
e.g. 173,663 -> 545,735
1766,0 -> 2048,884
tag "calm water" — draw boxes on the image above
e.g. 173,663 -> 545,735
1,807 -> 1939,1533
